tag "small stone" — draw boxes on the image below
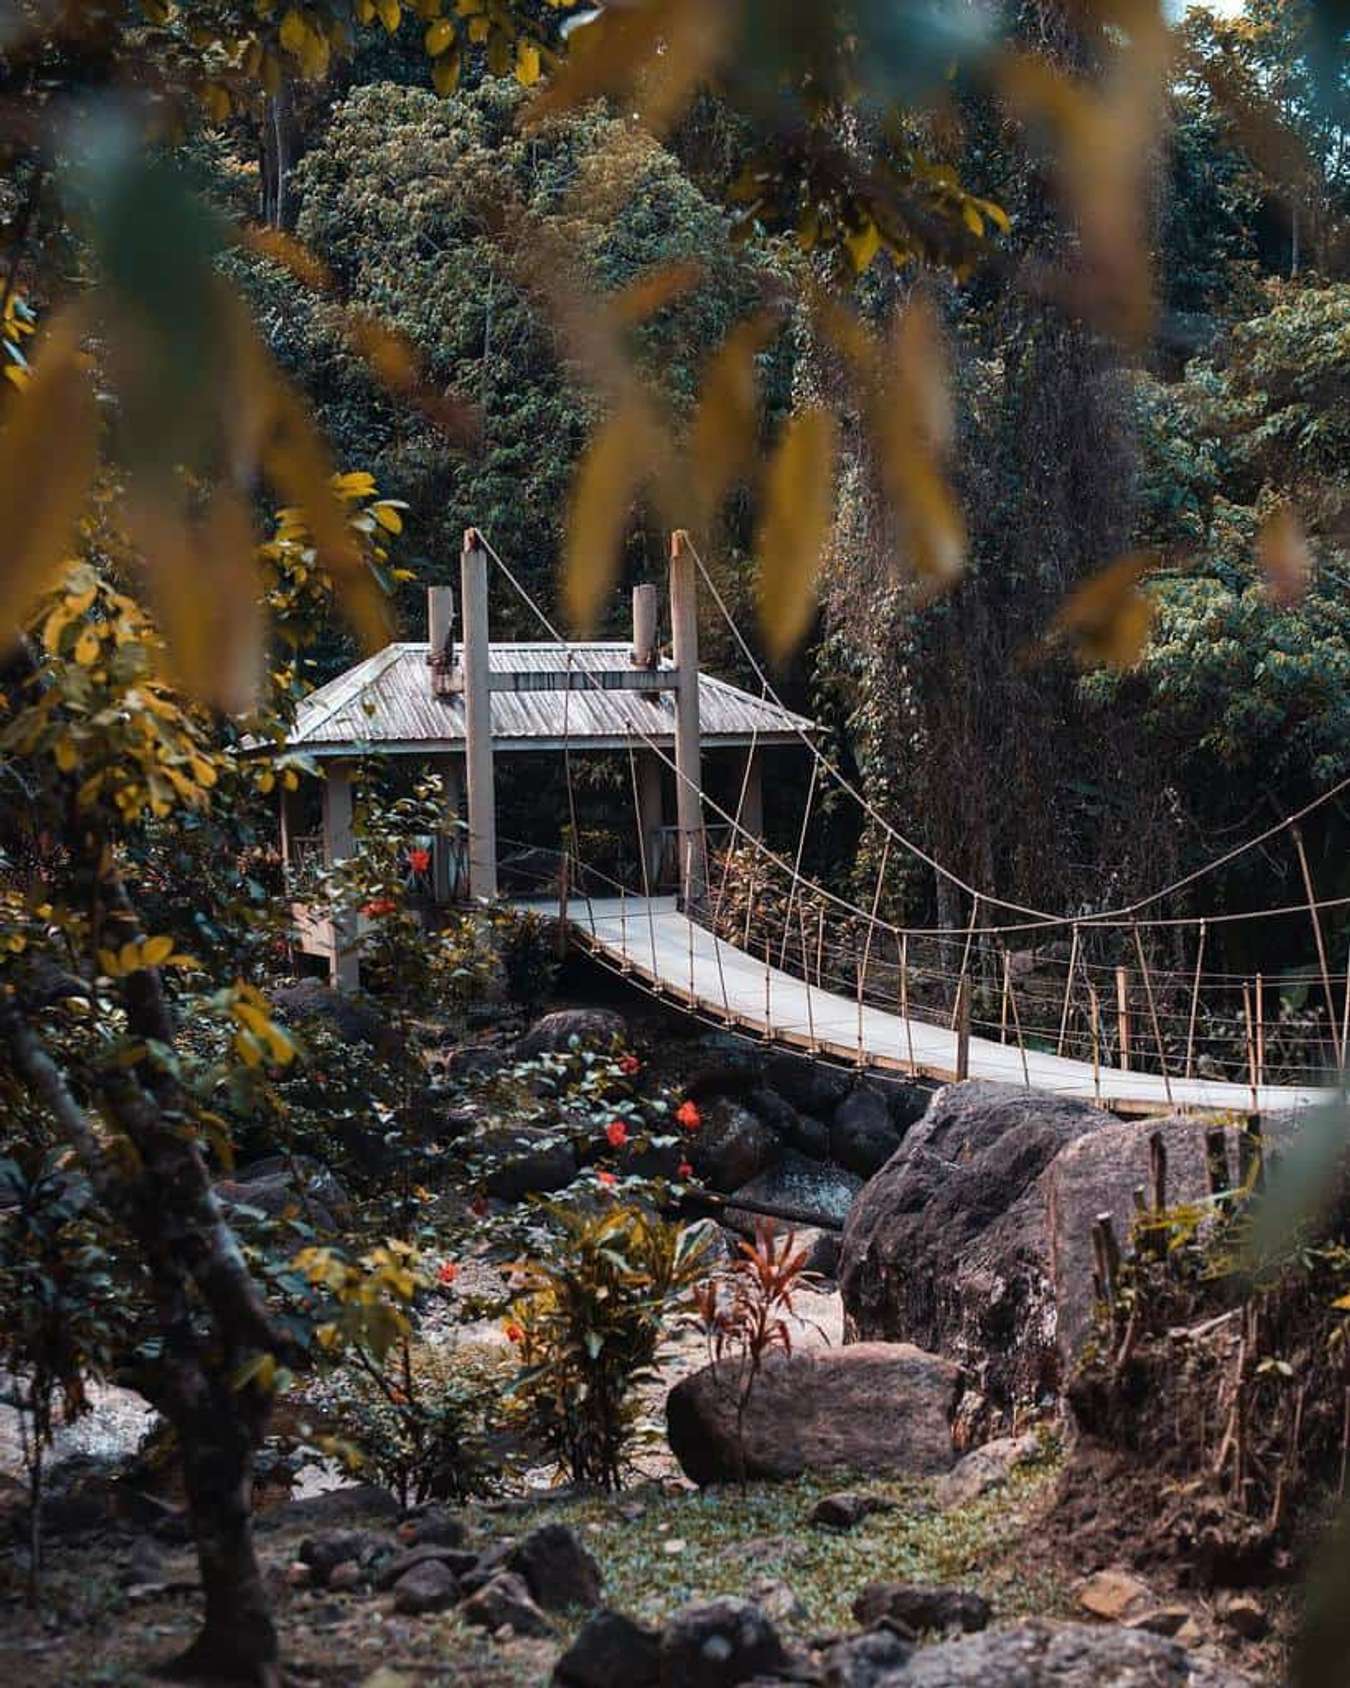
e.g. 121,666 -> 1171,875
821,1626 -> 914,1688
851,1582 -> 990,1635
506,1522 -> 602,1612
1125,1606 -> 1193,1638
392,1558 -> 459,1616
285,1561 -> 312,1588
659,1598 -> 790,1688
328,1560 -> 363,1592
374,1543 -> 478,1591
1218,1593 -> 1269,1640
1075,1568 -> 1154,1624
552,1608 -> 662,1687
461,1570 -> 556,1638
396,1505 -> 467,1548
747,1577 -> 805,1625
809,1492 -> 896,1531
934,1433 -> 1041,1510
663,1538 -> 688,1555
299,1530 -> 389,1584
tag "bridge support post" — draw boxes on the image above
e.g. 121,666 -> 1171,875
322,759 -> 359,991
669,530 -> 705,910
461,528 -> 497,902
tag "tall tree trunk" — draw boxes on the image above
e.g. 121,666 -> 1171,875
261,78 -> 301,231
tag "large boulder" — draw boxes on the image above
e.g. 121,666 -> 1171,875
887,1618 -> 1249,1686
506,1522 -> 602,1611
745,1088 -> 830,1160
479,1128 -> 578,1202
215,1154 -> 351,1232
690,1100 -> 782,1194
762,1053 -> 853,1120
830,1084 -> 905,1178
666,1342 -> 960,1485
1046,1111 -> 1299,1369
723,1152 -> 862,1236
270,978 -> 393,1052
839,1082 -> 1109,1427
517,1008 -> 628,1058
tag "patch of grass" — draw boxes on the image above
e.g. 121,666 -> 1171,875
468,1457 -> 1071,1639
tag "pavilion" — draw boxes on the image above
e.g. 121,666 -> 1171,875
278,531 -> 818,986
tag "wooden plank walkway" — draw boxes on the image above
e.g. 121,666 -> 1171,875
525,894 -> 1335,1116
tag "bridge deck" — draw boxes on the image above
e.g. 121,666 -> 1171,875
528,894 -> 1333,1115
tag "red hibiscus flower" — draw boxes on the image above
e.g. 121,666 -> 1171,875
360,897 -> 397,918
605,1119 -> 629,1148
675,1100 -> 702,1132
504,1321 -> 524,1344
618,1053 -> 641,1076
596,1168 -> 617,1189
677,1161 -> 694,1179
407,847 -> 431,875
437,1262 -> 458,1286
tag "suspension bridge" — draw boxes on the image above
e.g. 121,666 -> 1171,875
281,527 -> 1350,1120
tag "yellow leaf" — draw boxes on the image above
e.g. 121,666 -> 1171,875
0,307 -> 98,632
755,408 -> 838,662
562,407 -> 656,633
376,0 -> 401,32
961,201 -> 985,237
97,948 -> 121,978
53,736 -> 78,773
189,754 -> 219,788
240,226 -> 332,292
371,501 -> 404,534
612,260 -> 704,328
73,626 -> 101,666
432,46 -> 462,94
844,218 -> 881,273
1257,506 -> 1310,606
1052,550 -> 1157,669
689,315 -> 774,527
234,1029 -> 264,1067
425,16 -> 453,53
279,8 -> 307,53
515,40 -> 541,86
118,941 -> 142,974
140,935 -> 175,967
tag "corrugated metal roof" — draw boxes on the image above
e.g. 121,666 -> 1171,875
286,643 -> 818,755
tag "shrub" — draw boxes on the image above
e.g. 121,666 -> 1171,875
506,1202 -> 711,1489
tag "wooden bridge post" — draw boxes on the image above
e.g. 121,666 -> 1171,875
461,528 -> 497,902
955,974 -> 972,1080
669,530 -> 705,910
1116,965 -> 1132,1071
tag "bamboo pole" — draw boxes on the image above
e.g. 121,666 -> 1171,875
1116,965 -> 1132,1071
1292,824 -> 1343,1071
1243,982 -> 1260,1112
1057,923 -> 1081,1057
955,975 -> 972,1081
1185,919 -> 1207,1081
1133,925 -> 1174,1107
900,932 -> 916,1073
1000,950 -> 1011,1045
857,839 -> 891,1067
1089,984 -> 1102,1106
951,893 -> 980,1029
1256,971 -> 1266,1087
1006,950 -> 1032,1089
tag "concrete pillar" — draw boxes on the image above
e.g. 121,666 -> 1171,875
636,752 -> 665,888
669,530 -> 704,907
279,779 -> 303,886
427,585 -> 455,694
461,528 -> 497,901
433,753 -> 465,903
322,760 -> 359,990
740,745 -> 764,840
631,582 -> 658,668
